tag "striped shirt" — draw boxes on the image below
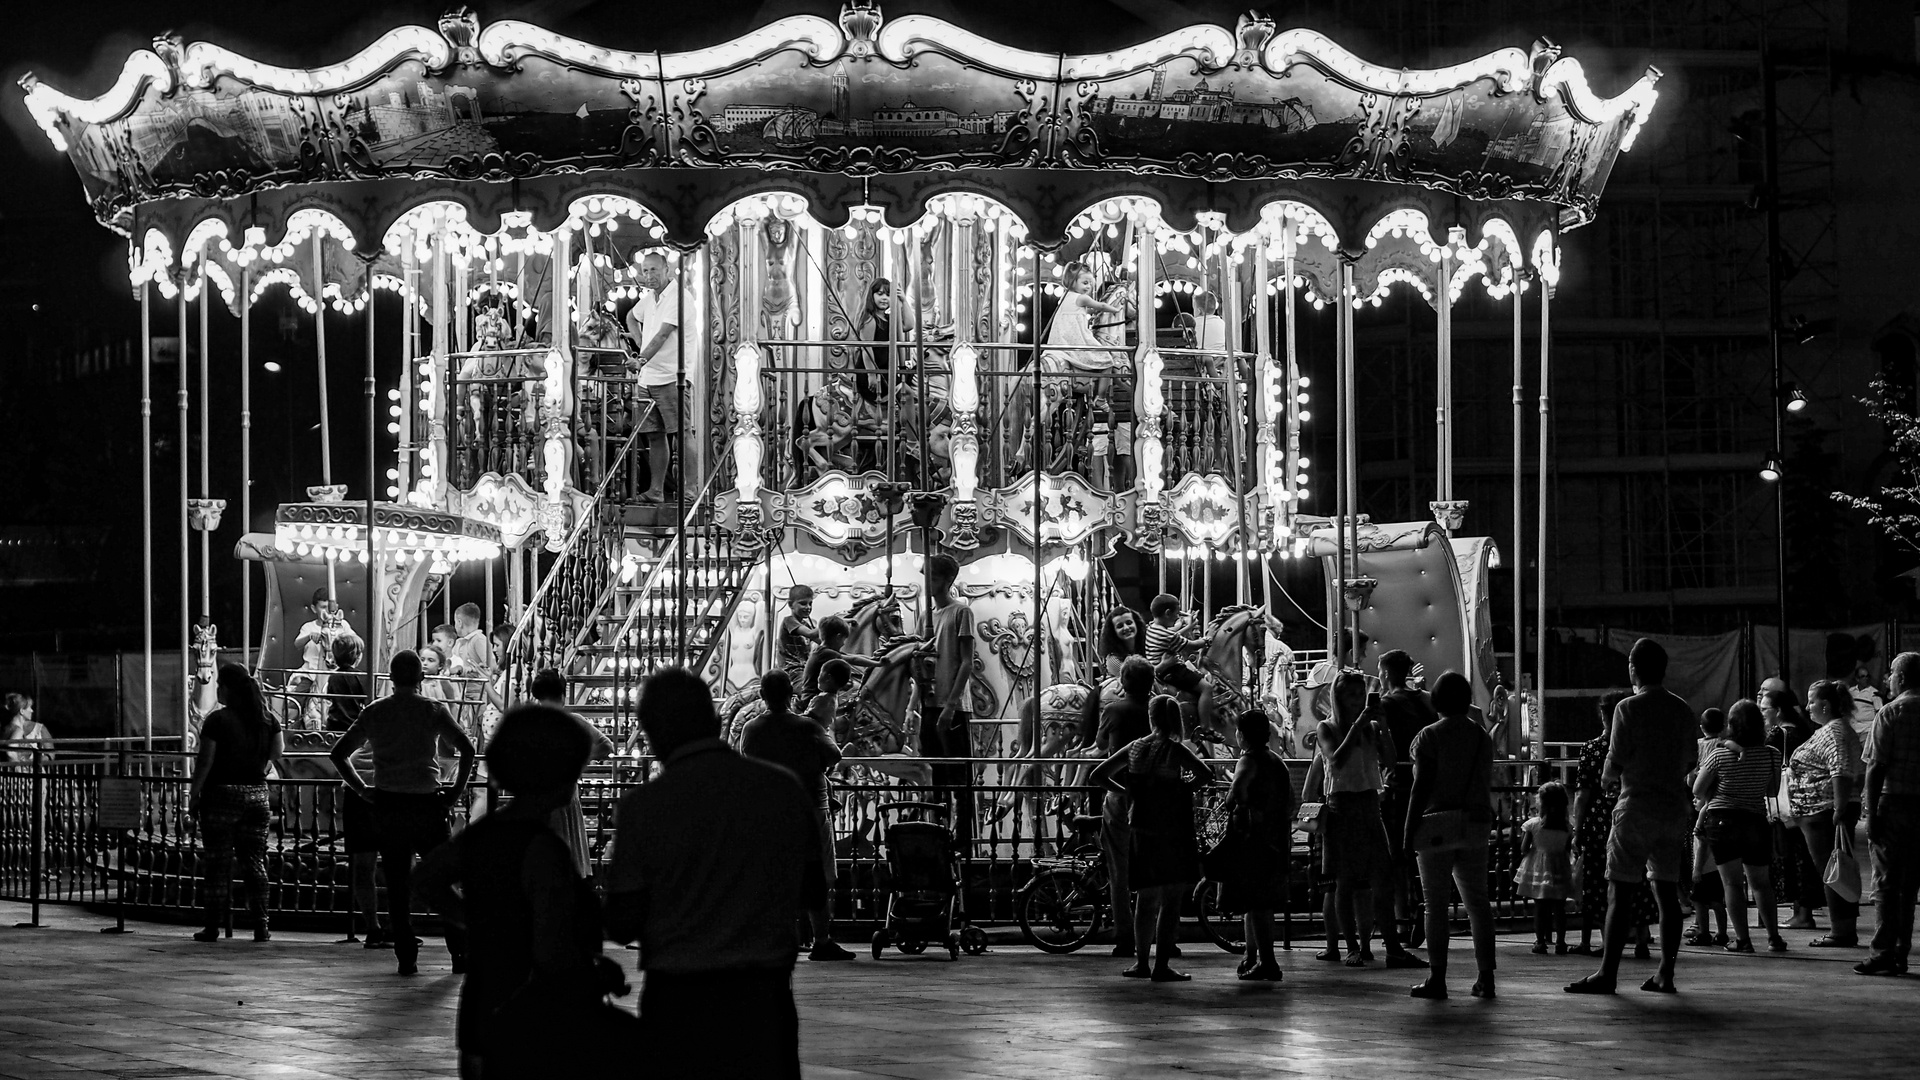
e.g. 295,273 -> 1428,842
1702,744 -> 1780,814
1144,621 -> 1183,665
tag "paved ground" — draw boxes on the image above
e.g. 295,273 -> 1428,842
1,901 -> 1915,1080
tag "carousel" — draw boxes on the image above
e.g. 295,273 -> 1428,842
22,4 -> 1658,786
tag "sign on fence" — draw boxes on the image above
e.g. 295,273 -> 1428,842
96,777 -> 142,831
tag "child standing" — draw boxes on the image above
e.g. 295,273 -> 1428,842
1514,780 -> 1575,954
1686,707 -> 1730,946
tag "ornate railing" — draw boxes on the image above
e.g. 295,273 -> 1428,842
599,474 -> 752,749
499,423 -> 646,706
1,744 -> 1567,931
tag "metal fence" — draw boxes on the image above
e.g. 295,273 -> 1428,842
1,740 -> 1566,933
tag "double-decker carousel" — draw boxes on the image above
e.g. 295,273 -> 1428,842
21,3 -> 1657,909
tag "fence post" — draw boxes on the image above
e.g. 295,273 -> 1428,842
13,748 -> 45,928
102,746 -> 131,934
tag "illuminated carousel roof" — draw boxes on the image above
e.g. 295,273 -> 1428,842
19,4 -> 1659,247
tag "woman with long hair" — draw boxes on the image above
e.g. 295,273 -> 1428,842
1694,699 -> 1786,953
1091,694 -> 1213,981
188,663 -> 284,942
853,277 -> 914,406
1098,607 -> 1147,677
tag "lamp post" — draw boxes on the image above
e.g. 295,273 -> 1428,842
1762,41 -> 1789,680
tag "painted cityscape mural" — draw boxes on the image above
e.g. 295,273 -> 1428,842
34,8 -> 1656,229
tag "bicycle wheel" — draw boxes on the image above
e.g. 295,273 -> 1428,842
1017,868 -> 1104,954
1193,880 -> 1247,953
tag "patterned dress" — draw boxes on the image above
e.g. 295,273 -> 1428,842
1575,733 -> 1661,926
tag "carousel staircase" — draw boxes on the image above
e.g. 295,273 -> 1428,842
568,514 -> 757,745
502,434 -> 759,748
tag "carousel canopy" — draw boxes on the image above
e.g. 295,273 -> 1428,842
20,4 -> 1659,252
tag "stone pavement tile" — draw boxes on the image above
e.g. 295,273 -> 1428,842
6,902 -> 1920,1080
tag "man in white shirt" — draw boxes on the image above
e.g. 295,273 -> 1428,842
624,250 -> 692,504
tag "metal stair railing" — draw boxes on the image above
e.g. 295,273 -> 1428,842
500,423 -> 645,705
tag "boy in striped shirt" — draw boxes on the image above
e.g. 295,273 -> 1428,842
1145,594 -> 1206,667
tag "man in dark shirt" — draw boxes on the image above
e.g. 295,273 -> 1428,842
1567,638 -> 1697,995
607,667 -> 823,1079
739,670 -> 853,962
1376,649 -> 1435,968
331,650 -> 476,976
1861,651 -> 1920,976
1097,657 -> 1154,957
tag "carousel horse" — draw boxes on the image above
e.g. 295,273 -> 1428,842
1174,604 -> 1288,756
837,635 -> 932,786
842,588 -> 907,656
793,376 -> 859,481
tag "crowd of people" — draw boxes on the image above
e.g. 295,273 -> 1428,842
63,603 -> 1919,1076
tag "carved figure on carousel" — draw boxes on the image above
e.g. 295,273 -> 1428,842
761,216 -> 800,340
187,615 -> 220,747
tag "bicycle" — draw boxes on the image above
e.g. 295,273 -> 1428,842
1016,806 -> 1110,953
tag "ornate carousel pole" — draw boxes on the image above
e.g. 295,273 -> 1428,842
1534,230 -> 1560,760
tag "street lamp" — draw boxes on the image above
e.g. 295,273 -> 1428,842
1759,457 -> 1783,483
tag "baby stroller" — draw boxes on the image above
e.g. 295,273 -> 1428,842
869,802 -> 989,960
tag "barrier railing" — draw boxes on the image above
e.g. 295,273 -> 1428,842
1,743 -> 1565,931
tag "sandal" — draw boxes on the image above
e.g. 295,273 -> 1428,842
1808,935 -> 1859,948
1531,941 -> 1549,955
1725,938 -> 1755,954
1316,948 -> 1343,963
1343,952 -> 1370,967
1682,926 -> 1711,946
1767,936 -> 1789,953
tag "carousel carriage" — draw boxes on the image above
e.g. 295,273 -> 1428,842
23,4 -> 1656,900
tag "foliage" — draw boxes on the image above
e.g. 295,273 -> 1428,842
1832,375 -> 1920,560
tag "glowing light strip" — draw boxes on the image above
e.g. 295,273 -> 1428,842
1532,230 -> 1561,289
1265,30 -> 1530,95
19,50 -> 170,151
876,15 -> 1060,78
658,16 -> 844,78
130,228 -> 176,292
182,26 -> 450,93
180,219 -> 231,266
1364,208 -> 1441,255
1058,26 -> 1235,81
1541,62 -> 1662,151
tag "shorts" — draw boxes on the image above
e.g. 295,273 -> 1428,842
1701,807 -> 1773,868
636,383 -> 683,434
341,788 -> 382,854
1606,806 -> 1690,883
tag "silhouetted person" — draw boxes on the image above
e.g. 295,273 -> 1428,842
1566,639 -> 1697,995
606,667 -> 824,1078
333,650 -> 476,976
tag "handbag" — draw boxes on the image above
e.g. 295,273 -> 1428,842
1766,753 -> 1796,825
1825,845 -> 1863,905
1294,801 -> 1326,835
1201,814 -> 1247,883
